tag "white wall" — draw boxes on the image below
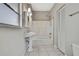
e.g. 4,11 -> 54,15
65,4 -> 79,56
50,3 -> 79,56
0,27 -> 26,56
0,3 -> 26,56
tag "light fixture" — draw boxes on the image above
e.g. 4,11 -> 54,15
28,8 -> 31,12
27,8 -> 32,16
30,13 -> 32,16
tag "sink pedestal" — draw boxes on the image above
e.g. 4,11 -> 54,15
25,32 -> 36,52
28,37 -> 33,52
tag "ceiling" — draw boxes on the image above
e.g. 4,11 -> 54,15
31,3 -> 54,11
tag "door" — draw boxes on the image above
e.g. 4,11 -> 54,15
57,6 -> 66,53
32,21 -> 50,39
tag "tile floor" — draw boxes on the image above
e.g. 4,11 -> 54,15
25,39 -> 64,56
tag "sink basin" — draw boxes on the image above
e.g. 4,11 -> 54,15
25,32 -> 36,37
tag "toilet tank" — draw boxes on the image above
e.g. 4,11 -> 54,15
72,44 -> 79,56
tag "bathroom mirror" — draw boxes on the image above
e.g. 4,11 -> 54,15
0,3 -> 20,27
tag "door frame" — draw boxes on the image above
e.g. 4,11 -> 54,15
56,4 -> 66,54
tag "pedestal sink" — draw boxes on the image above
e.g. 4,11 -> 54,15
25,32 -> 36,37
25,32 -> 36,52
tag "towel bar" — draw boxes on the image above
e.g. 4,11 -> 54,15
69,11 -> 79,16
